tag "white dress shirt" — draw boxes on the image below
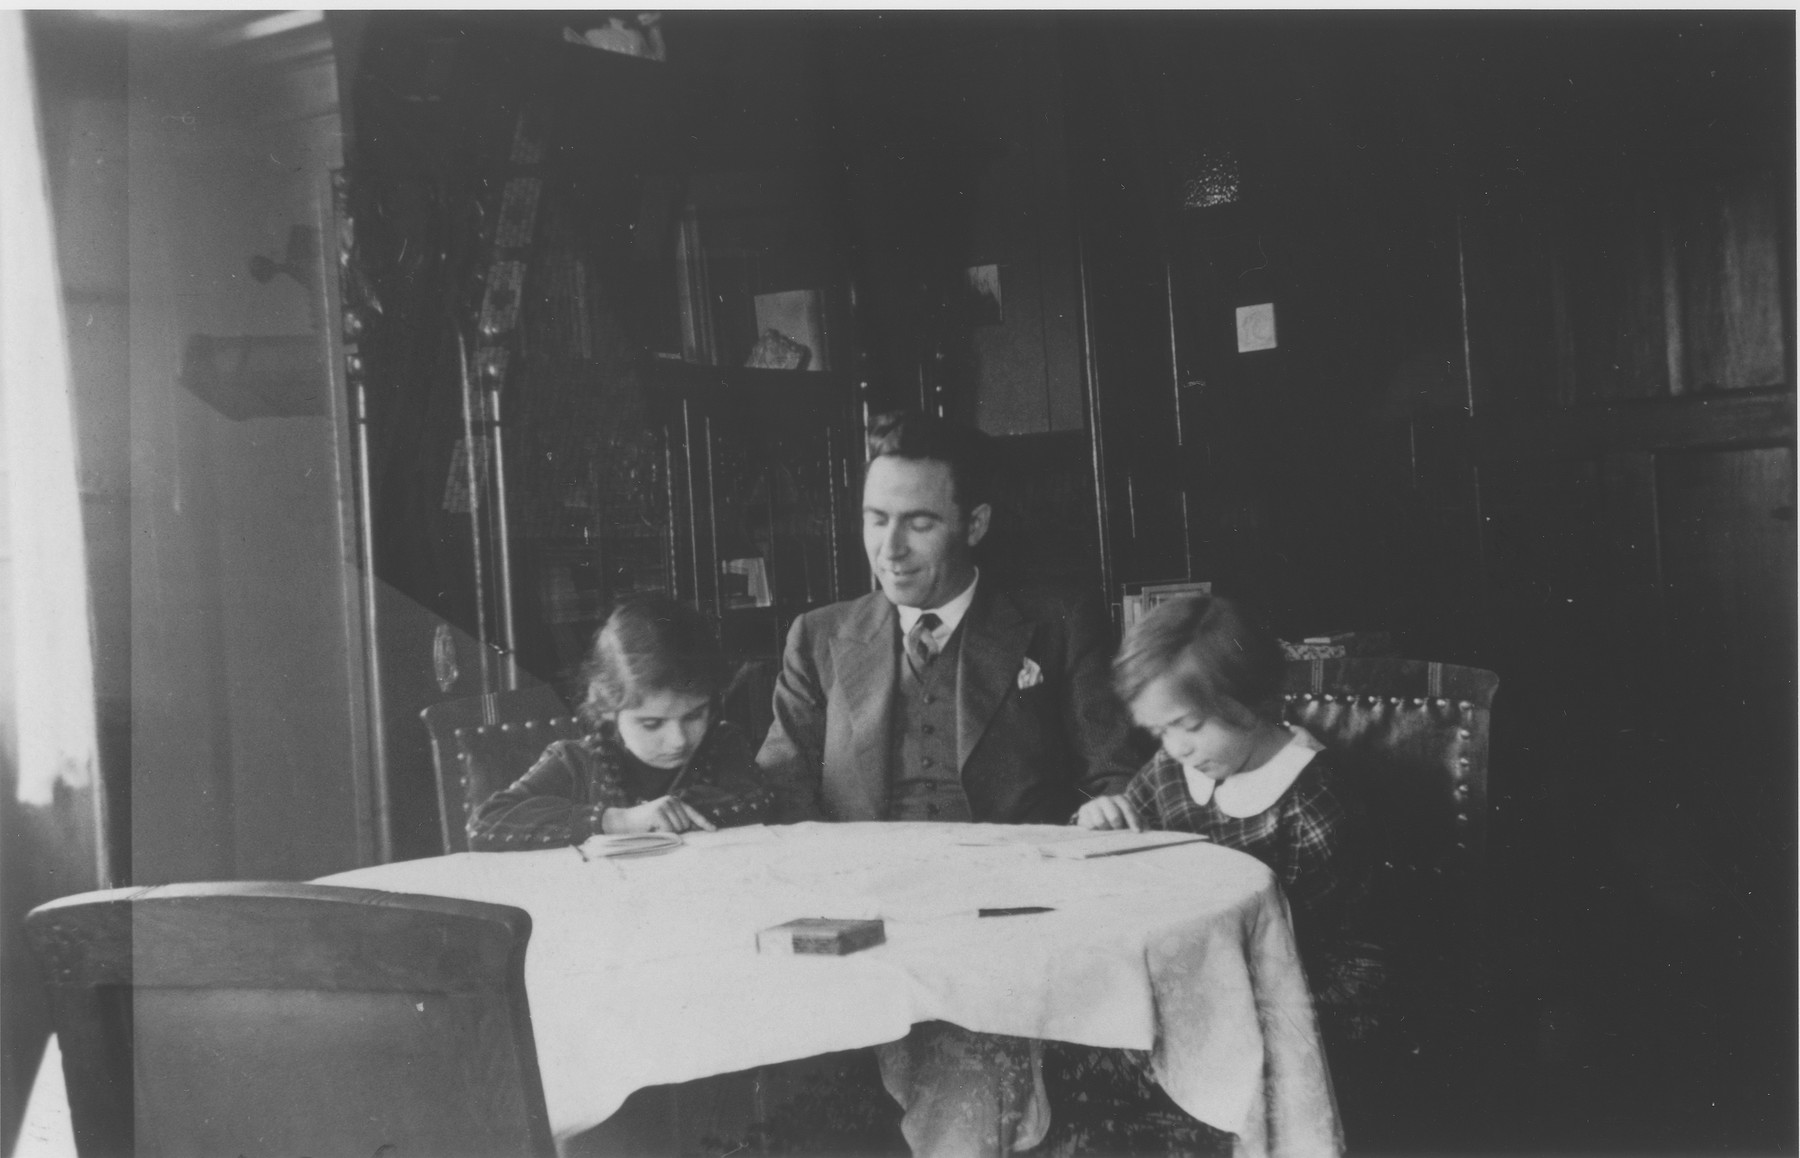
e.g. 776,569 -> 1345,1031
896,569 -> 980,657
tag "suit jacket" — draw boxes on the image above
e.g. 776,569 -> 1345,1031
757,584 -> 1140,824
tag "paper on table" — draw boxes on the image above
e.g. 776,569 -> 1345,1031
1037,831 -> 1208,859
688,825 -> 779,849
951,829 -> 1026,847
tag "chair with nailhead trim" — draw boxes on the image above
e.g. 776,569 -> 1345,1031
422,685 -> 585,854
26,881 -> 554,1158
1281,657 -> 1500,1151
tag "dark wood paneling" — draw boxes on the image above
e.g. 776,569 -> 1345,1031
1064,13 -> 1796,1151
1656,443 -> 1797,792
1547,171 -> 1790,407
979,432 -> 1103,601
1597,451 -> 1670,726
1556,192 -> 1672,404
1470,391 -> 1795,461
1060,30 -> 1188,598
1475,455 -> 1612,719
1462,206 -> 1562,418
1677,175 -> 1790,392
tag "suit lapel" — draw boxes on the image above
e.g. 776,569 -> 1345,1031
957,588 -> 1035,772
833,594 -> 899,804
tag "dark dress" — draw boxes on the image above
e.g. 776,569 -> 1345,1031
1120,737 -> 1386,1032
1040,731 -> 1387,1155
467,719 -> 773,850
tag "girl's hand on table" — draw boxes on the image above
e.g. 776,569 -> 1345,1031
1075,794 -> 1142,832
605,796 -> 718,834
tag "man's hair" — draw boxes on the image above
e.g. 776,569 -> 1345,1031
1113,595 -> 1286,729
864,409 -> 994,517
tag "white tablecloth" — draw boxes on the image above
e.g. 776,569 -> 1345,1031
322,821 -> 1341,1157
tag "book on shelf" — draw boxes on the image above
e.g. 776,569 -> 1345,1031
721,556 -> 773,608
1121,579 -> 1212,631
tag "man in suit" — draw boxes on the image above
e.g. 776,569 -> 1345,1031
757,409 -> 1139,1156
759,409 -> 1135,827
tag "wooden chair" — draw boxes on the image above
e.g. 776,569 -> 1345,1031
1281,657 -> 1501,1149
25,881 -> 554,1158
422,685 -> 584,854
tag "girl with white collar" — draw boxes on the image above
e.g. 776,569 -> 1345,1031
1077,594 -> 1384,1037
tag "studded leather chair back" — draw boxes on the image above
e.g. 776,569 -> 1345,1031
422,686 -> 584,854
1282,658 -> 1499,996
1282,658 -> 1501,1143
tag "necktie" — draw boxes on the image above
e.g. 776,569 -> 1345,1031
905,612 -> 942,674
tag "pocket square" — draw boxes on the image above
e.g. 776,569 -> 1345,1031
1017,657 -> 1044,689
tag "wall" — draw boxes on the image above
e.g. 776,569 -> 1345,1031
119,18 -> 373,884
23,13 -> 376,891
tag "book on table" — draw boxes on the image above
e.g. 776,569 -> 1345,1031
756,917 -> 886,956
577,832 -> 682,859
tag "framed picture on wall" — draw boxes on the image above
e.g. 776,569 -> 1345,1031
959,263 -> 1003,326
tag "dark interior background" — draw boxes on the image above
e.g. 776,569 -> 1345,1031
1059,15 -> 1795,1152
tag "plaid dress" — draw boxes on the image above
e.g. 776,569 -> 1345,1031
468,719 -> 774,851
1122,738 -> 1386,1036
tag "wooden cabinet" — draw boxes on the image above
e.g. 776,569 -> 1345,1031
652,364 -> 866,660
489,362 -> 865,697
332,14 -> 868,856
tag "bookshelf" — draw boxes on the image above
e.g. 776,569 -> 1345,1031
647,361 -> 865,659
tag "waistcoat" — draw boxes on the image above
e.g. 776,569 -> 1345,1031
889,626 -> 970,822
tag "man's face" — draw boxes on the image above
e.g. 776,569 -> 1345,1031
862,455 -> 990,610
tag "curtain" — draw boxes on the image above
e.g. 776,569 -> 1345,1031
0,10 -> 99,811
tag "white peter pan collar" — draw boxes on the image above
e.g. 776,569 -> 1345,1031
1183,725 -> 1325,818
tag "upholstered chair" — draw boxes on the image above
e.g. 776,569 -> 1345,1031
422,685 -> 583,854
1282,657 -> 1501,1149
